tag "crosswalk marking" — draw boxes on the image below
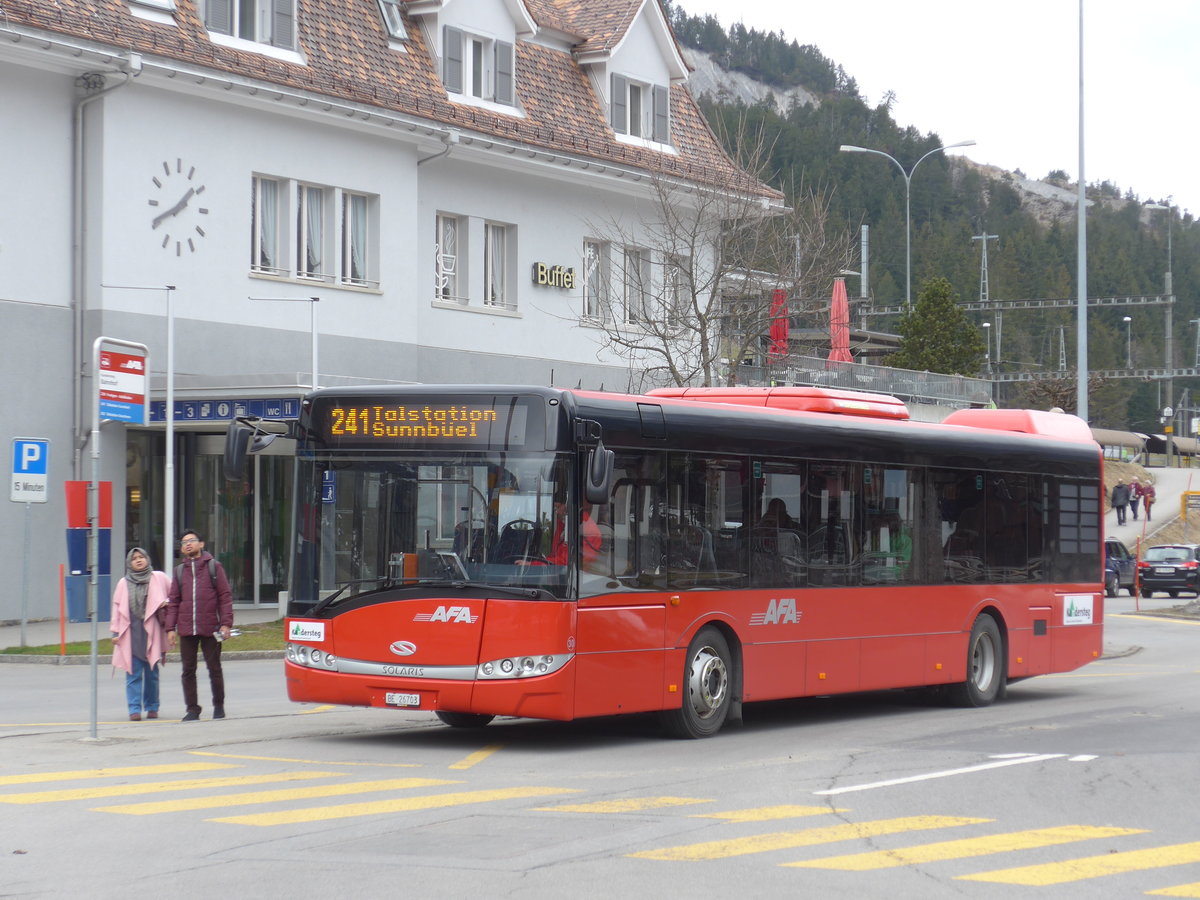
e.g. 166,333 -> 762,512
0,771 -> 344,804
189,750 -> 420,768
538,797 -> 710,814
0,763 -> 235,786
630,816 -> 990,861
692,805 -> 844,823
93,777 -> 461,815
449,744 -> 504,770
959,841 -> 1200,885
784,825 -> 1144,870
212,785 -> 580,827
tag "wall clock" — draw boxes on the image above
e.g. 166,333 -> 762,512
148,158 -> 209,255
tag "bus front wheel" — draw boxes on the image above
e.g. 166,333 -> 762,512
949,614 -> 1005,708
435,710 -> 495,729
660,626 -> 734,739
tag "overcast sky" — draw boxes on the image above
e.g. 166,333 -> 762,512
677,0 -> 1197,218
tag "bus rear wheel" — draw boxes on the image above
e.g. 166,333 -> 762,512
660,626 -> 734,739
949,613 -> 1005,708
435,710 -> 495,729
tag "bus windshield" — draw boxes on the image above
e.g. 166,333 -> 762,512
289,450 -> 572,612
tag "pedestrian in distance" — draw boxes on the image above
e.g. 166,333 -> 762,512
166,529 -> 233,721
1142,481 -> 1157,521
110,548 -> 171,721
1130,477 -> 1142,521
1111,479 -> 1131,526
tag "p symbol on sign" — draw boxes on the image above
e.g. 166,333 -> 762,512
22,444 -> 42,469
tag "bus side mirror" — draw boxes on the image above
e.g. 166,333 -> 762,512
224,418 -> 281,482
585,442 -> 614,505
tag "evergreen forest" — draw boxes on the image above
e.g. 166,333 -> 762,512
665,2 -> 1199,432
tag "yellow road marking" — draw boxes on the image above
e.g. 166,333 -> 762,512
630,816 -> 990,861
1148,883 -> 1200,898
448,744 -> 504,770
212,785 -> 579,826
1110,614 -> 1200,626
693,805 -> 845,823
786,825 -> 1144,870
0,771 -> 343,804
960,841 -> 1200,885
537,797 -> 710,813
189,750 -> 418,768
94,777 -> 460,815
299,705 -> 337,713
0,763 -> 235,786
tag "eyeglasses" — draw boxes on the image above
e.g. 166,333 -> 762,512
180,539 -> 200,545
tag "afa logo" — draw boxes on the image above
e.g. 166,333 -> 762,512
413,605 -> 479,623
749,597 -> 801,626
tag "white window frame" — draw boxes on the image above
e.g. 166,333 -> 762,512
251,175 -> 283,276
484,222 -> 511,310
582,240 -> 610,321
443,26 -> 515,106
663,253 -> 689,322
611,74 -> 671,144
204,0 -> 296,49
341,192 -> 371,287
296,184 -> 328,281
435,213 -> 462,304
377,0 -> 407,40
623,246 -> 652,324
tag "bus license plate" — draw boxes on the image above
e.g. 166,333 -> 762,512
385,692 -> 421,707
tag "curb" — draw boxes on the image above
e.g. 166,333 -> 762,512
0,650 -> 284,665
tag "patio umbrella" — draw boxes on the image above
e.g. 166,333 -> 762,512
767,289 -> 789,360
827,277 -> 853,365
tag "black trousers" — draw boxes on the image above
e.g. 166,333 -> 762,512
178,634 -> 224,714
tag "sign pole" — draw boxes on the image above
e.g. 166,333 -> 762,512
21,502 -> 31,647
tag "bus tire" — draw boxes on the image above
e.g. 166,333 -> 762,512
949,614 -> 1004,708
435,710 -> 495,729
660,626 -> 734,739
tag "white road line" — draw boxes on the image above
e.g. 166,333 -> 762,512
813,754 -> 1068,796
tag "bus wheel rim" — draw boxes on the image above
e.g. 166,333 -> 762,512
689,646 -> 728,719
971,633 -> 996,689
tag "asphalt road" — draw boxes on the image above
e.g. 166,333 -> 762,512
2,601 -> 1198,899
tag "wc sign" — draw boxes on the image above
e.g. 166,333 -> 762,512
11,438 -> 49,503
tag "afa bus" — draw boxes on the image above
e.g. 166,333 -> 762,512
226,384 -> 1103,738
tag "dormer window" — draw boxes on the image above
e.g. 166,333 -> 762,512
443,26 -> 514,106
611,75 -> 670,144
377,0 -> 407,40
204,0 -> 295,49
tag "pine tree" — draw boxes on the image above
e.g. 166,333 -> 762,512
888,277 -> 986,375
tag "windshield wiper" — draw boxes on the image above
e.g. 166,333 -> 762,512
408,579 -> 549,600
310,578 -> 394,615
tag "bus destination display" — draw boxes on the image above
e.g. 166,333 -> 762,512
319,400 -> 529,447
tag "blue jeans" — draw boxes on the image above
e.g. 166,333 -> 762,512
125,656 -> 160,715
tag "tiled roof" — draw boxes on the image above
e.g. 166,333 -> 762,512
2,0 -> 779,199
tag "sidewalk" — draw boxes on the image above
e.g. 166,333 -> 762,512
0,604 -> 282,656
1107,466 -> 1200,552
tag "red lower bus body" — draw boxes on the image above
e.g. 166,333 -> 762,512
284,582 -> 1102,721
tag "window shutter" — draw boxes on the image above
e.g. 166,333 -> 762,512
494,41 -> 514,105
611,74 -> 627,134
205,0 -> 232,34
271,0 -> 295,49
444,26 -> 463,94
653,85 -> 670,143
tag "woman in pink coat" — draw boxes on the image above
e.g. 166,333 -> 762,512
110,548 -> 171,720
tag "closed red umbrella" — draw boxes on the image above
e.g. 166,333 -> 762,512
767,289 -> 789,361
827,277 -> 853,365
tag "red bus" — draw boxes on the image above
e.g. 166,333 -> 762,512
227,384 -> 1103,738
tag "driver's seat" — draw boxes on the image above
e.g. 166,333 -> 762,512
493,520 -> 543,563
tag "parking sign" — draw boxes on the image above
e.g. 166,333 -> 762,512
11,438 -> 50,503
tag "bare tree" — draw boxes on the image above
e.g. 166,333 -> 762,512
581,121 -> 856,388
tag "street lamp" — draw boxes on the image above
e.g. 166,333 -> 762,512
249,295 -> 320,390
982,321 -> 992,374
839,139 -> 976,309
1122,316 -> 1132,368
1145,198 -> 1174,296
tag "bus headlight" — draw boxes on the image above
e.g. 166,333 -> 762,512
287,642 -> 338,670
476,653 -> 571,679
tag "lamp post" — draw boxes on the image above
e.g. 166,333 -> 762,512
249,295 -> 320,390
982,321 -> 992,375
1145,198 -> 1174,296
1123,316 -> 1132,368
839,139 -> 976,309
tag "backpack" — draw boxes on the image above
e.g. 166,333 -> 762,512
175,558 -> 219,593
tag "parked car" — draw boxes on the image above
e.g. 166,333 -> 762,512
1137,544 -> 1200,598
1105,537 -> 1136,597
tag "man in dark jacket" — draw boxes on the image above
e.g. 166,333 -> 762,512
166,529 -> 233,721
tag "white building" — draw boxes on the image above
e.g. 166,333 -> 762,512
0,0 -> 778,620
